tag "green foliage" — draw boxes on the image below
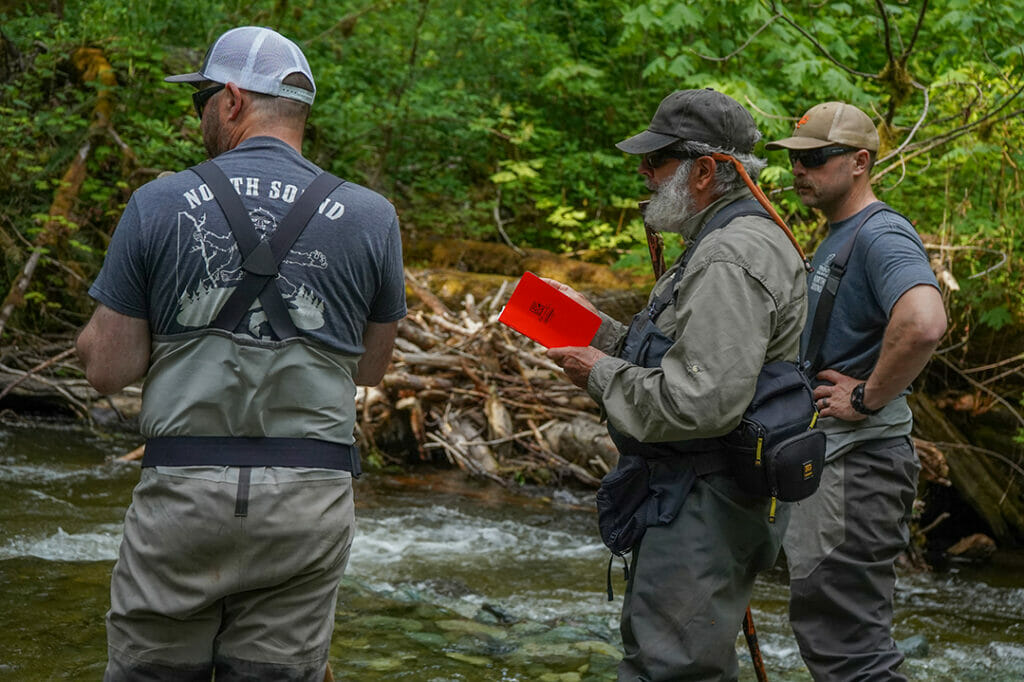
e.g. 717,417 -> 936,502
0,0 -> 1023,346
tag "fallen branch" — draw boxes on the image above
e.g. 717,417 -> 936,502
0,346 -> 76,402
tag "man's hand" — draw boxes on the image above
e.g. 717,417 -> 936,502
546,345 -> 607,390
812,369 -> 866,422
539,278 -> 599,316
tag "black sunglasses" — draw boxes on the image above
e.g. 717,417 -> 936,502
788,145 -> 856,169
192,84 -> 225,118
642,148 -> 692,170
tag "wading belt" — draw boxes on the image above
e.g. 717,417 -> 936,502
142,436 -> 362,475
190,160 -> 345,339
139,163 -> 361,479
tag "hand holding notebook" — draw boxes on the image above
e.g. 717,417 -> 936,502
497,272 -> 601,348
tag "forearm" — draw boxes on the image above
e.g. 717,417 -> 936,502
590,311 -> 627,354
588,263 -> 772,442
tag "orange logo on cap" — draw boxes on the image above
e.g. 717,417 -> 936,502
795,114 -> 810,129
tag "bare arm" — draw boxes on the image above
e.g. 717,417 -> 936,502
75,304 -> 151,395
355,320 -> 398,386
814,284 -> 947,420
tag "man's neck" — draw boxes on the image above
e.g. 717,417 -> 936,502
230,120 -> 304,154
826,182 -> 877,224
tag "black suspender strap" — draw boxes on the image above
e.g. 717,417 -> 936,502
190,160 -> 344,339
801,202 -> 893,376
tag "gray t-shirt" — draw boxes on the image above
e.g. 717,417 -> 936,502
801,203 -> 939,457
90,136 -> 406,355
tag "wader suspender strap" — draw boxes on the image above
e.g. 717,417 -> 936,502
190,160 -> 345,339
801,202 -> 892,377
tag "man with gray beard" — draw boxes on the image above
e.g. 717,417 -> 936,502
545,89 -> 808,680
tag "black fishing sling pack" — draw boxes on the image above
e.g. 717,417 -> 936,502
142,161 -> 362,477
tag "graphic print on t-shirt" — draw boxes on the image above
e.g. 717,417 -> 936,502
809,252 -> 836,295
174,204 -> 328,339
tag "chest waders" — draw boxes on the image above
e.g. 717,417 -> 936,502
142,161 -> 362,510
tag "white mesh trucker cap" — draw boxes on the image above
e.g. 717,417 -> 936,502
165,26 -> 315,105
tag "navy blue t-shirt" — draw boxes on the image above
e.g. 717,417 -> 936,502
800,204 -> 938,380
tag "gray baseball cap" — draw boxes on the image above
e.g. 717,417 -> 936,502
166,26 -> 315,105
616,88 -> 759,155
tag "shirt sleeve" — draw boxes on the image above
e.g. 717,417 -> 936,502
368,213 -> 407,323
87,195 -> 151,320
863,224 -> 939,316
587,259 -> 774,443
590,311 -> 627,353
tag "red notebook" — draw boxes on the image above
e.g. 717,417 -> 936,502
498,272 -> 601,348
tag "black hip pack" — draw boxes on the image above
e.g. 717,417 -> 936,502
720,361 -> 824,503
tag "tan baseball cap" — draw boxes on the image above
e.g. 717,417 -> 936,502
766,102 -> 878,152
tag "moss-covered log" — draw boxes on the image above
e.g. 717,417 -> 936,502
911,393 -> 1024,546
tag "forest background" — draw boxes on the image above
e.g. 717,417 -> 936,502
1,1 -> 1023,548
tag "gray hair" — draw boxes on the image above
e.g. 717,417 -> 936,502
671,139 -> 767,195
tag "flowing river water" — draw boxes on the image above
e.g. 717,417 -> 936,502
2,418 -> 1023,681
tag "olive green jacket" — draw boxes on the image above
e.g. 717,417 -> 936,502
587,187 -> 808,444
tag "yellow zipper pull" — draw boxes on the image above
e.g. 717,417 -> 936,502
769,497 -> 777,524
755,436 -> 763,466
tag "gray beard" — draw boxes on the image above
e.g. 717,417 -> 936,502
643,161 -> 697,234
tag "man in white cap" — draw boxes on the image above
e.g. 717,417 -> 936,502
545,88 -> 808,680
77,26 -> 406,680
767,102 -> 946,680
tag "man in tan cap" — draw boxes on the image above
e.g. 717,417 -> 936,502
767,103 -> 947,680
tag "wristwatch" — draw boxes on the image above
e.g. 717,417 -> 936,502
850,382 -> 882,415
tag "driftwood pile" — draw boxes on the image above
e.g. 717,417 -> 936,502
3,268 -> 1023,556
362,270 -> 617,488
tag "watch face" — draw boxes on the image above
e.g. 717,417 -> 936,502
852,383 -> 877,414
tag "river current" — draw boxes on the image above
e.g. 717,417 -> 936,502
1,419 -> 1022,680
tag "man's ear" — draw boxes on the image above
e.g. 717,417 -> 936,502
851,149 -> 872,177
223,82 -> 246,121
690,156 -> 717,192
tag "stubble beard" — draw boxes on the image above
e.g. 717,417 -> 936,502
201,110 -> 225,159
643,161 -> 697,234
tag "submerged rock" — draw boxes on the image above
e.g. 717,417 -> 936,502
897,634 -> 930,658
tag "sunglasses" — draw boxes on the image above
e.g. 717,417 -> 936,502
788,145 -> 856,169
642,149 -> 692,170
192,84 -> 225,118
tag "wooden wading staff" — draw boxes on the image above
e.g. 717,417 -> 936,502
638,200 -> 666,279
743,606 -> 770,682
